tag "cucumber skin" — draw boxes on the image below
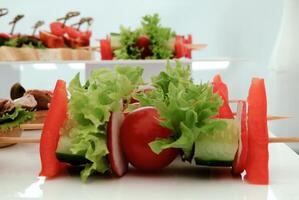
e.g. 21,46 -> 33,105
56,135 -> 90,166
56,152 -> 90,166
195,159 -> 233,167
194,119 -> 239,167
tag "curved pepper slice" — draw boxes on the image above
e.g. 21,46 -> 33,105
212,75 -> 234,119
245,78 -> 269,185
175,35 -> 185,59
184,34 -> 192,58
100,39 -> 113,60
39,80 -> 68,177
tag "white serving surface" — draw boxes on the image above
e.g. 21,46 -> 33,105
0,131 -> 298,200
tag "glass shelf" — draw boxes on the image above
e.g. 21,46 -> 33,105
0,58 -> 248,98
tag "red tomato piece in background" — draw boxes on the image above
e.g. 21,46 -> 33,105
245,78 -> 269,185
212,74 -> 234,119
80,31 -> 92,41
65,26 -> 81,39
50,22 -> 66,37
0,33 -> 12,39
39,31 -> 65,48
39,80 -> 68,178
184,34 -> 192,58
136,35 -> 152,59
175,35 -> 185,58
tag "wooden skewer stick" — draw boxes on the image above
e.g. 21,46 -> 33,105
0,137 -> 40,144
184,44 -> 208,50
1,136 -> 299,144
269,137 -> 299,143
229,100 -> 290,120
266,115 -> 290,121
232,112 -> 289,121
20,123 -> 44,130
76,46 -> 100,51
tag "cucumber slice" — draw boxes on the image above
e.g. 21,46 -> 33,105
194,119 -> 239,166
56,135 -> 90,165
110,33 -> 121,50
166,37 -> 176,51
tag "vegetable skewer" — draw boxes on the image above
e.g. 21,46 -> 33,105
2,135 -> 299,144
17,114 -> 289,131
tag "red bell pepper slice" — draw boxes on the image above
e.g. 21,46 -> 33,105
245,78 -> 269,185
212,75 -> 234,119
175,35 -> 185,58
100,39 -> 113,60
39,80 -> 68,178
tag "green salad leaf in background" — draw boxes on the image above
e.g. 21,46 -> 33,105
0,106 -> 34,131
114,14 -> 175,59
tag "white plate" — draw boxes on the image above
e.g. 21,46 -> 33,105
1,131 -> 299,200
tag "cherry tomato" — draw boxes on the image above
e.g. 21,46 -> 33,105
120,106 -> 178,171
50,22 -> 66,37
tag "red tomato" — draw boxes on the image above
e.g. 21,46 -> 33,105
50,22 -> 66,37
120,106 -> 178,171
0,33 -> 12,39
80,31 -> 92,42
136,35 -> 152,58
39,31 -> 65,48
65,26 -> 81,39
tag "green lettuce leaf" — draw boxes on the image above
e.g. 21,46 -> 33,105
66,66 -> 144,181
0,107 -> 34,131
141,14 -> 175,59
135,61 -> 224,161
114,13 -> 175,59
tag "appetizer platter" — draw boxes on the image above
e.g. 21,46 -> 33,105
0,10 -> 206,62
0,9 -> 94,61
98,14 -> 207,60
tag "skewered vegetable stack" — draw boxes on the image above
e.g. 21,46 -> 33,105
99,14 -> 196,60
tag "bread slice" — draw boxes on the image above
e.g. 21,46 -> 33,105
0,46 -> 94,61
0,127 -> 22,148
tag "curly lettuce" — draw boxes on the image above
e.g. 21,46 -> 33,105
65,66 -> 144,181
114,13 -> 175,59
134,61 -> 225,161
